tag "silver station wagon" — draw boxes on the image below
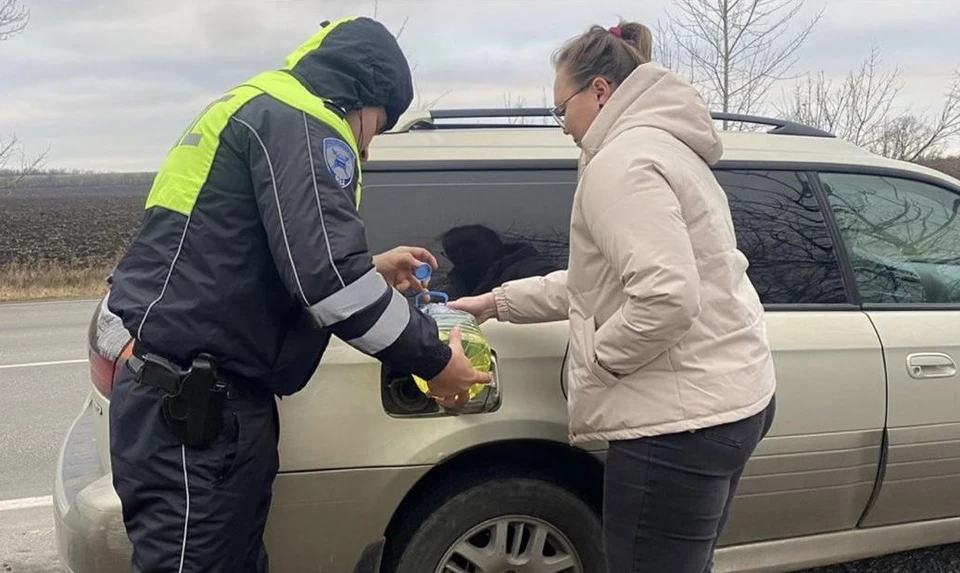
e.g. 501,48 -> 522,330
55,108 -> 960,573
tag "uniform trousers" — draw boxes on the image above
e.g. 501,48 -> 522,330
109,362 -> 279,573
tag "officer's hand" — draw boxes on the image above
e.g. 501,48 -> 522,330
372,246 -> 438,293
448,292 -> 499,325
426,327 -> 493,408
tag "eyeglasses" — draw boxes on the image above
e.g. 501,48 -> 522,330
550,80 -> 593,129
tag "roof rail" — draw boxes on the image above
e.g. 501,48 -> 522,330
711,112 -> 835,138
393,108 -> 556,132
391,107 -> 835,138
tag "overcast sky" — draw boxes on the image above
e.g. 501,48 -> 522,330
2,0 -> 959,172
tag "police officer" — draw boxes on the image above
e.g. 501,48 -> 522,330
105,16 -> 491,572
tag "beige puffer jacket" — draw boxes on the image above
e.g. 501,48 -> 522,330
493,62 -> 776,444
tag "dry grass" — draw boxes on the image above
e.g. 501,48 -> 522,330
0,261 -> 112,302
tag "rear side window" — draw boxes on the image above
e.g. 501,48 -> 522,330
714,170 -> 848,305
821,172 -> 960,305
360,168 -> 576,299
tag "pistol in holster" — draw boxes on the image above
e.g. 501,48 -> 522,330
137,352 -> 228,450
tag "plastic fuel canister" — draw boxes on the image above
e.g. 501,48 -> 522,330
411,290 -> 494,409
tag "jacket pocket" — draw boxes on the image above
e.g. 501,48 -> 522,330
581,316 -> 620,388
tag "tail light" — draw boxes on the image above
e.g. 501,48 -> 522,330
87,294 -> 133,398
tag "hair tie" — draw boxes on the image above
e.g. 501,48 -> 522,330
609,26 -> 622,37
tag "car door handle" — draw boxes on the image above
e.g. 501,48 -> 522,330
907,353 -> 958,379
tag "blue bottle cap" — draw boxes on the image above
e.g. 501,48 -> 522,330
413,263 -> 432,281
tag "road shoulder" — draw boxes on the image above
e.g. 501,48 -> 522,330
0,505 -> 59,572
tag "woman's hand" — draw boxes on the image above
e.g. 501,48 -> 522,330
448,292 -> 499,324
372,246 -> 438,292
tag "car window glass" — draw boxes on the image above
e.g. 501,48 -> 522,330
714,170 -> 848,305
822,172 -> 960,304
360,169 -> 576,299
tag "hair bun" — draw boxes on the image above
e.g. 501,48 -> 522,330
552,19 -> 654,89
615,21 -> 653,62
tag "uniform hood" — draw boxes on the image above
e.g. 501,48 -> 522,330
580,62 -> 723,166
283,16 -> 414,132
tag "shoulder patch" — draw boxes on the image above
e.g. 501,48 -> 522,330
322,137 -> 356,188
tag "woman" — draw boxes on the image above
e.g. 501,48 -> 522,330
449,20 -> 777,573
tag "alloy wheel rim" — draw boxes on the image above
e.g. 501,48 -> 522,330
435,514 -> 582,573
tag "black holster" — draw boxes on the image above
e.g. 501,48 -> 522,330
138,352 -> 228,450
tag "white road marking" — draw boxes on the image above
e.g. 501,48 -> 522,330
0,359 -> 88,370
0,496 -> 53,512
0,298 -> 100,308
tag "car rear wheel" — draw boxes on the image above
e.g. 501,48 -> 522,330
391,476 -> 604,573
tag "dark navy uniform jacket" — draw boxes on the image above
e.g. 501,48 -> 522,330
107,17 -> 452,395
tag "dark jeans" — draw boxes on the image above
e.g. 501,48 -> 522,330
109,362 -> 279,573
603,396 -> 776,573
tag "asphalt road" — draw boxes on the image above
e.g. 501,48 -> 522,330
0,298 -> 99,573
0,299 -> 97,501
0,505 -> 60,573
1,298 -> 960,572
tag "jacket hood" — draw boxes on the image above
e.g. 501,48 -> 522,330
580,62 -> 723,166
283,16 -> 414,132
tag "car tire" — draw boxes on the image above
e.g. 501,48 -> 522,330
390,475 -> 605,573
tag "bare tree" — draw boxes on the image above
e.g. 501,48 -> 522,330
500,90 -> 556,126
920,155 -> 960,180
0,137 -> 48,194
653,18 -> 680,72
414,76 -> 451,111
779,47 -> 960,161
372,0 -> 447,111
659,0 -> 823,120
779,47 -> 900,147
1,0 -> 44,194
503,92 -> 528,124
0,0 -> 28,42
541,86 -> 553,125
877,96 -> 960,162
372,0 -> 408,40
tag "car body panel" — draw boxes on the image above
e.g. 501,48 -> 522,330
859,310 -> 960,527
89,387 -> 112,472
54,397 -> 436,572
377,119 -> 960,192
56,309 -> 887,571
714,515 -> 960,573
264,467 -> 431,572
54,398 -> 129,573
718,310 -> 885,545
275,321 -> 592,473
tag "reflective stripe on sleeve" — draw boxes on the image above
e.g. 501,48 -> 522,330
344,288 -> 411,354
309,268 -> 390,326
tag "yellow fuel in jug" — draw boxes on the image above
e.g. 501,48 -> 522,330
412,291 -> 492,402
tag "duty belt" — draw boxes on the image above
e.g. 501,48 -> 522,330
129,340 -> 259,401
127,340 -> 268,449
